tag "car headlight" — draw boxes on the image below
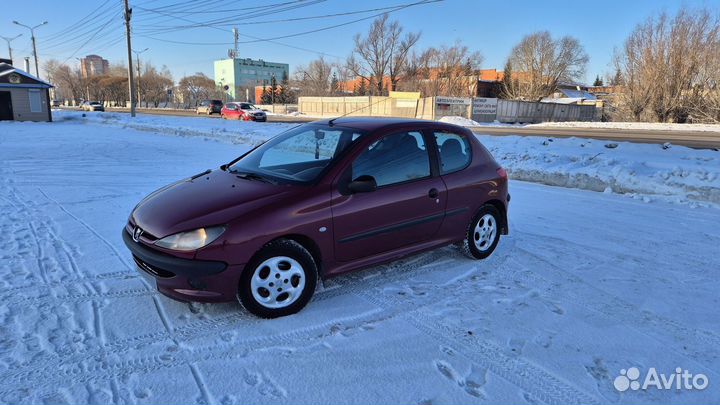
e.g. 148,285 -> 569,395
154,226 -> 225,251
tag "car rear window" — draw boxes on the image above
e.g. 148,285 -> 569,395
434,131 -> 471,174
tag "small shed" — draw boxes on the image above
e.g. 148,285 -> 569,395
0,62 -> 53,122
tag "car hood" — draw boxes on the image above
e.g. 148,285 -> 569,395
248,109 -> 265,114
131,169 -> 298,238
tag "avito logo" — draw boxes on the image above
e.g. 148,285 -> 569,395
614,367 -> 709,392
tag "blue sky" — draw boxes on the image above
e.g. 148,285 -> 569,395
3,0 -> 719,84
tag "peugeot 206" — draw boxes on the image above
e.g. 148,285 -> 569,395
122,118 -> 510,318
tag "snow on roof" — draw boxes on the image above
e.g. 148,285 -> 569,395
560,88 -> 597,100
0,63 -> 53,87
540,97 -> 587,104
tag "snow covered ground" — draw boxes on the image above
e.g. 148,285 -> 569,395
526,121 -> 720,133
438,115 -> 720,134
1,112 -> 719,405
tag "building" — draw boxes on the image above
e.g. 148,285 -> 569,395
214,58 -> 289,102
0,61 -> 53,122
541,83 -> 601,106
80,54 -> 109,78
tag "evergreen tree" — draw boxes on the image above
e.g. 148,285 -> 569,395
611,68 -> 623,86
269,75 -> 278,104
330,72 -> 339,95
276,71 -> 294,104
593,75 -> 604,86
260,82 -> 272,104
500,60 -> 515,99
356,78 -> 367,96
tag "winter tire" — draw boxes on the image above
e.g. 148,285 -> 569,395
462,205 -> 501,260
238,239 -> 318,318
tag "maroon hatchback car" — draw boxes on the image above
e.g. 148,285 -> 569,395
123,118 -> 510,318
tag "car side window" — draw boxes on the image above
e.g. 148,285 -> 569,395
352,131 -> 430,187
434,131 -> 471,174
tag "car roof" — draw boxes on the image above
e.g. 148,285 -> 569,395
310,116 -> 468,133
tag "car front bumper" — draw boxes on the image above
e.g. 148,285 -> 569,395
121,228 -> 242,302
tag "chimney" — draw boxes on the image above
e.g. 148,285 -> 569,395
24,57 -> 30,73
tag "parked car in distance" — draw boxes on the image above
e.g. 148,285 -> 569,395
196,99 -> 223,115
51,100 -> 61,107
221,102 -> 267,122
81,101 -> 104,112
122,118 -> 510,318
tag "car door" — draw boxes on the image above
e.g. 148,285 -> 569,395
331,130 -> 447,262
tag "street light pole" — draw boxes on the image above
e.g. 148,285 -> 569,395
0,34 -> 22,65
132,47 -> 149,108
12,21 -> 47,78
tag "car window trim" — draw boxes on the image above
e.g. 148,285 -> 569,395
430,128 -> 473,175
344,129 -> 434,190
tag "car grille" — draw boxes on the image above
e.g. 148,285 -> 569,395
133,255 -> 175,278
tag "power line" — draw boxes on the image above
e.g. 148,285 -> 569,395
137,0 -> 439,46
135,2 -> 426,32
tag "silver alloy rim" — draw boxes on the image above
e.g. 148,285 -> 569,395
250,256 -> 305,309
473,213 -> 497,252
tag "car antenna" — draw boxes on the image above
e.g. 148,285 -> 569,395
328,97 -> 389,127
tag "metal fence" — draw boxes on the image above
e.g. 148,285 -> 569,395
297,96 -> 599,123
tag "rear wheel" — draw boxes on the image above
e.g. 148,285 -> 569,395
238,239 -> 318,318
461,205 -> 501,260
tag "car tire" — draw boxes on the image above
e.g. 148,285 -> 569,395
238,239 -> 318,318
461,205 -> 501,260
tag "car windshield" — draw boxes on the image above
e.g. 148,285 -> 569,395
90,102 -> 101,105
228,124 -> 366,184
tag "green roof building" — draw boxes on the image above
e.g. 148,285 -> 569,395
214,58 -> 289,102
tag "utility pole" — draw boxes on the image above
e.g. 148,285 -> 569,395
0,34 -> 22,65
233,28 -> 239,58
133,47 -> 148,108
123,0 -> 136,117
12,21 -> 47,78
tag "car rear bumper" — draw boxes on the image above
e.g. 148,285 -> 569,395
121,229 -> 242,302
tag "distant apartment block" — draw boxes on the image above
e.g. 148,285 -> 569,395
214,57 -> 289,102
80,55 -> 109,78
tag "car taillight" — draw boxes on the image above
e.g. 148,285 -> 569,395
497,167 -> 507,179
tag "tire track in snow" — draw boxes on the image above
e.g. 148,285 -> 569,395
351,238 -> 602,405
510,240 -> 720,365
1,248 -> 455,392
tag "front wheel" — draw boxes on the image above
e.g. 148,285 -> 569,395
462,205 -> 501,260
238,239 -> 318,318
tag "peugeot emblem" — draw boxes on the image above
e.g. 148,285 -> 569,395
133,226 -> 143,242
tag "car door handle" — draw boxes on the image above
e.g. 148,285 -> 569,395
428,188 -> 439,198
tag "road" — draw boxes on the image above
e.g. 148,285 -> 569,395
59,107 -> 720,149
1,114 -> 718,404
469,126 -> 720,149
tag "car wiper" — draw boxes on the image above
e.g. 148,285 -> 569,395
233,171 -> 277,184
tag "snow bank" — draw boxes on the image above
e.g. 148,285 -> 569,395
526,121 -> 720,133
50,111 -> 720,206
438,116 -> 518,128
480,135 -> 720,206
54,110 -> 294,146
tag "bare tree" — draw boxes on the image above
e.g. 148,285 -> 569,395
44,59 -> 85,104
294,57 -> 334,96
177,73 -> 217,107
139,64 -> 173,107
614,7 -> 720,122
346,14 -> 420,95
401,41 -> 483,97
504,31 -> 589,101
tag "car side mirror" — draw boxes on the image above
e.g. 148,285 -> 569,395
347,175 -> 377,193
